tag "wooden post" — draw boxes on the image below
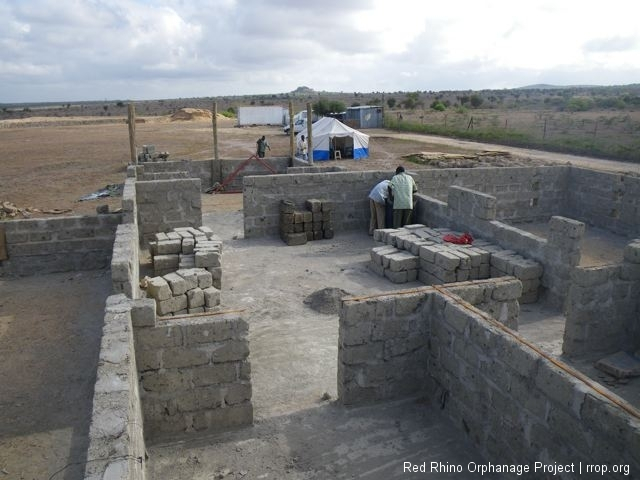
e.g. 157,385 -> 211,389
212,101 -> 220,185
127,103 -> 137,164
306,102 -> 313,164
543,118 -> 547,140
288,100 -> 294,162
0,225 -> 7,261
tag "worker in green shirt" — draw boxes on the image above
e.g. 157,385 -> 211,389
389,166 -> 418,228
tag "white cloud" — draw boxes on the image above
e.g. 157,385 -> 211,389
1,0 -> 639,102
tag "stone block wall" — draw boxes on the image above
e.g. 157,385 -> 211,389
84,295 -> 146,480
135,178 -> 202,244
563,239 -> 640,357
414,185 -> 587,309
243,166 -> 568,239
565,167 -> 640,238
139,157 -> 290,192
0,214 -> 121,276
338,283 -> 640,478
132,302 -> 252,440
338,278 -> 522,404
111,222 -> 140,298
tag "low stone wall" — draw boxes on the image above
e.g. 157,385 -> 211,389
132,300 -> 252,440
566,167 -> 640,238
563,239 -> 640,357
111,222 -> 140,298
0,214 -> 121,276
139,157 -> 290,192
243,166 -> 568,239
338,278 -> 521,404
84,295 -> 146,480
136,178 -> 202,244
338,282 -> 640,479
287,165 -> 347,174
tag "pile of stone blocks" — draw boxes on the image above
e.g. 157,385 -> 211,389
145,268 -> 221,317
370,225 -> 542,303
279,198 -> 334,246
137,144 -> 169,162
149,226 -> 222,289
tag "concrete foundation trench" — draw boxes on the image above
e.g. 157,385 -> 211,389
0,158 -> 639,479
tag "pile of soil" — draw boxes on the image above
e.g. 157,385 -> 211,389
304,287 -> 352,315
403,150 -> 556,168
170,108 -> 213,121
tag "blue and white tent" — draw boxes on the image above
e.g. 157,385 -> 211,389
299,116 -> 369,160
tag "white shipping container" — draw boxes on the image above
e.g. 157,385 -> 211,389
237,106 -> 285,126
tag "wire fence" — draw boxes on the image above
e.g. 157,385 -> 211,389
388,109 -> 640,162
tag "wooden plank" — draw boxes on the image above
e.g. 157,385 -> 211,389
0,225 -> 7,261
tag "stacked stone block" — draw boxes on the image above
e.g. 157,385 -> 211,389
370,224 -> 542,303
146,268 -> 221,317
149,226 -> 222,289
279,198 -> 335,246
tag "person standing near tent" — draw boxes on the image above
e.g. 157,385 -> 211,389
297,134 -> 308,160
389,166 -> 418,228
256,135 -> 270,158
368,179 -> 390,235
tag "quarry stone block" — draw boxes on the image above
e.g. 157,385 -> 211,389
212,340 -> 249,363
182,237 -> 195,254
157,294 -> 188,316
131,298 -> 156,328
157,238 -> 182,255
195,250 -> 221,268
147,276 -> 172,301
176,269 -> 199,290
162,346 -> 210,369
163,272 -> 188,295
435,250 -> 460,271
388,251 -> 419,272
187,287 -> 205,308
203,286 -> 221,307
192,363 -> 238,387
225,383 -> 252,406
154,254 -> 179,274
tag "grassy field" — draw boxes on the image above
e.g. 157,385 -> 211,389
390,108 -> 640,162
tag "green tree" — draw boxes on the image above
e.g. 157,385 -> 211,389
387,98 -> 396,109
470,94 -> 484,108
430,100 -> 446,111
403,91 -> 422,110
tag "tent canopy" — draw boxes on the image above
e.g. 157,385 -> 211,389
298,116 -> 369,160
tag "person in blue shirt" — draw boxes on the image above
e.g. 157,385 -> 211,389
368,179 -> 391,235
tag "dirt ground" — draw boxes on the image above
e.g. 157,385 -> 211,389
2,117 -> 640,479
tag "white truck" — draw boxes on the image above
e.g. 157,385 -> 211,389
283,111 -> 318,134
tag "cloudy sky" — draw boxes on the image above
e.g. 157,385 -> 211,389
2,0 -> 639,103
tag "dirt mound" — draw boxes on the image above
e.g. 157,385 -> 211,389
170,108 -> 213,121
304,287 -> 352,315
402,150 -> 555,168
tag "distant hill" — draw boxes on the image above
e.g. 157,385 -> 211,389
518,84 -> 600,90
